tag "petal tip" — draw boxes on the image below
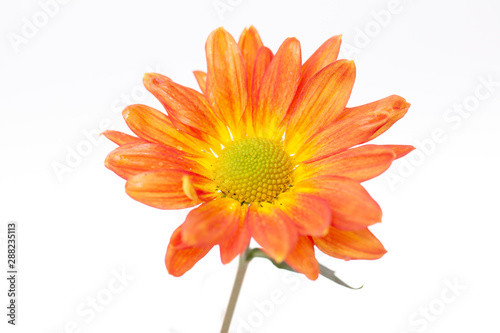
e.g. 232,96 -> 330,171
143,72 -> 157,87
122,107 -> 130,120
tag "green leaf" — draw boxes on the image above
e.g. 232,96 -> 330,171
246,248 -> 362,290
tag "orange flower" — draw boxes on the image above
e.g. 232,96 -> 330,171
104,26 -> 414,280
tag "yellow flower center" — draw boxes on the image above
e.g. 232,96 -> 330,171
214,137 -> 293,203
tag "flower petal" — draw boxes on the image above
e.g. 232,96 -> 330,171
298,35 -> 342,96
247,202 -> 298,263
205,27 -> 248,131
292,111 -> 389,163
181,198 -> 242,248
143,73 -> 229,144
182,175 -> 204,203
295,176 -> 382,230
286,60 -> 356,152
238,26 -> 263,90
219,204 -> 250,264
193,70 -> 207,93
379,144 -> 416,159
105,143 -> 206,180
275,192 -> 331,236
125,170 -> 216,209
102,130 -> 147,146
339,95 -> 410,140
250,46 -> 273,134
238,26 -> 264,136
165,225 -> 212,277
122,104 -> 209,157
254,38 -> 301,139
297,144 -> 397,183
285,236 -> 319,280
313,226 -> 387,260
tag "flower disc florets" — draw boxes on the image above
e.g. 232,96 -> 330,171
214,137 -> 293,203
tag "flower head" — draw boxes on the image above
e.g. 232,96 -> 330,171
104,26 -> 414,280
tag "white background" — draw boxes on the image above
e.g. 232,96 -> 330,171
1,0 -> 499,332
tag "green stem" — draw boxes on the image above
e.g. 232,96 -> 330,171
220,247 -> 362,332
220,248 -> 251,333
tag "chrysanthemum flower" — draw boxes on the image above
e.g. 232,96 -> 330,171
104,26 -> 414,280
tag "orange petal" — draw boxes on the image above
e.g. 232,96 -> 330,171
275,192 -> 331,236
182,174 -> 205,202
285,236 -> 319,280
122,104 -> 209,157
296,176 -> 382,230
181,198 -> 242,247
238,26 -> 263,91
292,111 -> 389,163
379,144 -> 416,159
193,70 -> 207,93
250,46 -> 273,134
165,225 -> 212,277
313,226 -> 387,260
205,27 -> 248,132
247,202 -> 298,263
238,26 -> 264,136
125,170 -> 216,209
102,130 -> 147,146
298,144 -> 397,182
105,143 -> 206,180
219,204 -> 250,264
286,60 -> 356,151
254,38 -> 301,139
143,73 -> 229,144
297,35 -> 342,97
339,95 -> 410,140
